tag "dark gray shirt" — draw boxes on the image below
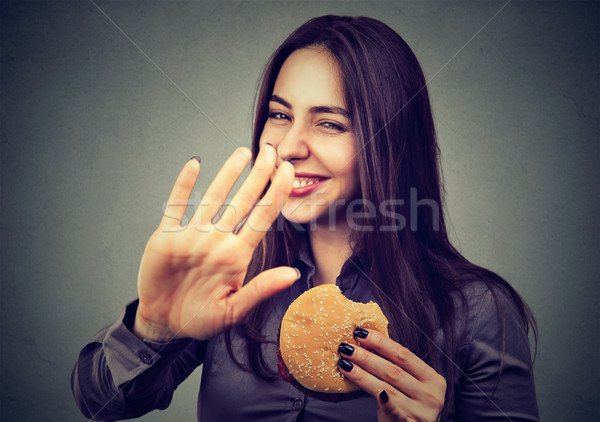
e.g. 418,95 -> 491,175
72,243 -> 539,421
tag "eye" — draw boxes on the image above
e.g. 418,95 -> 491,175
320,121 -> 346,132
268,112 -> 290,121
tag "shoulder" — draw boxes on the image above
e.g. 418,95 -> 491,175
445,281 -> 539,420
450,280 -> 530,348
445,279 -> 536,389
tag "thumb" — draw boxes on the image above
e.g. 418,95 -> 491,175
229,267 -> 301,322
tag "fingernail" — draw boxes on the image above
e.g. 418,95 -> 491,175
337,358 -> 353,372
293,267 -> 301,279
379,390 -> 389,403
190,156 -> 201,163
353,327 -> 369,339
338,343 -> 354,356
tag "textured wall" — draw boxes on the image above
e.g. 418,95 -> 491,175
1,1 -> 598,421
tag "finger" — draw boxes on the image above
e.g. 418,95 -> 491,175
215,144 -> 277,231
159,157 -> 201,229
339,342 -> 422,399
336,356 -> 410,409
353,328 -> 441,383
236,160 -> 294,248
228,267 -> 301,323
193,147 -> 253,226
377,390 -> 408,422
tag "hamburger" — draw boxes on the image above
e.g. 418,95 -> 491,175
277,284 -> 389,402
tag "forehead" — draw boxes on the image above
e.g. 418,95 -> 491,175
273,48 -> 346,108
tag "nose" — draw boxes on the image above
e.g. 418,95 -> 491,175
273,122 -> 309,164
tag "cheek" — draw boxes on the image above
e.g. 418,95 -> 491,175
258,129 -> 270,148
260,125 -> 286,152
347,169 -> 361,198
340,160 -> 361,200
336,152 -> 359,185
259,120 -> 277,143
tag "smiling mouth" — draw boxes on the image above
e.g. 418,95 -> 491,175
289,175 -> 328,197
292,177 -> 324,188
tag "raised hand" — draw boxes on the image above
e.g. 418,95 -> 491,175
133,145 -> 298,342
337,328 -> 446,422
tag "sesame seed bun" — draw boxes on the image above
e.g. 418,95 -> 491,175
278,284 -> 389,401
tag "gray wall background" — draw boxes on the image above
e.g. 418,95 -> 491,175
1,1 -> 598,421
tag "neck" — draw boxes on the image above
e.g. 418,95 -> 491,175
308,225 -> 353,286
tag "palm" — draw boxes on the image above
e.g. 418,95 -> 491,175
135,147 -> 297,342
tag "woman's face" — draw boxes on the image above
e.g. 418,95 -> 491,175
259,48 -> 360,228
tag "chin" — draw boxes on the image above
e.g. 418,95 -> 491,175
282,207 -> 330,228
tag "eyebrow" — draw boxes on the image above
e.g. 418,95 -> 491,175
270,95 -> 350,119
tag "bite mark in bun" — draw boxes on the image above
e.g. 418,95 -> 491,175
278,284 -> 389,401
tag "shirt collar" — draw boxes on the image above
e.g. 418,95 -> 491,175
292,232 -> 316,290
292,231 -> 368,291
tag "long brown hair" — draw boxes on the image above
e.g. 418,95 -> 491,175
227,15 -> 536,418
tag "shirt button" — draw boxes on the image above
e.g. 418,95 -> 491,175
138,351 -> 153,365
292,399 -> 303,410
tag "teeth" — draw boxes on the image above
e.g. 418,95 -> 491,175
293,177 -> 321,189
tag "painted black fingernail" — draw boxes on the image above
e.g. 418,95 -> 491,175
353,327 -> 369,339
338,343 -> 354,356
379,390 -> 389,403
190,156 -> 201,163
337,358 -> 353,372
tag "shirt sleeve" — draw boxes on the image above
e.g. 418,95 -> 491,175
453,286 -> 539,422
71,300 -> 206,421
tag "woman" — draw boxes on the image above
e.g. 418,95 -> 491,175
72,15 -> 539,421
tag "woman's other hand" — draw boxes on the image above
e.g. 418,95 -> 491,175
134,145 -> 297,342
337,328 -> 446,422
